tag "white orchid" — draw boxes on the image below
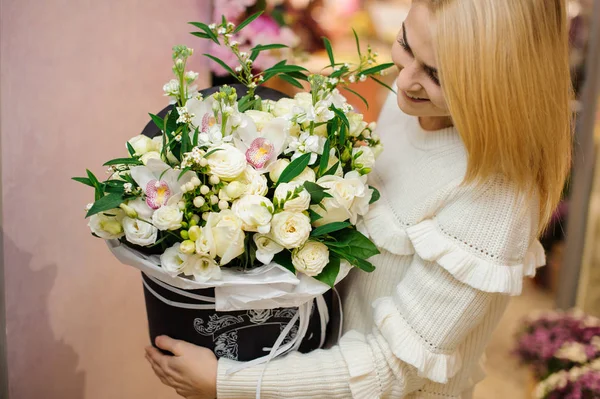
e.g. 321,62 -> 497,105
233,115 -> 290,172
130,158 -> 195,210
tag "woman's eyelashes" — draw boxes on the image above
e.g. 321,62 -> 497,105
396,30 -> 441,86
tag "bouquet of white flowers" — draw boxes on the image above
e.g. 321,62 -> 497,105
75,12 -> 393,363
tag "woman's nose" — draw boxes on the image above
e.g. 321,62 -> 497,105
396,62 -> 422,93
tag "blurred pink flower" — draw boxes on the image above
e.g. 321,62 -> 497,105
213,0 -> 257,23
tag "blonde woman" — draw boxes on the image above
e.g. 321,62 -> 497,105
145,0 -> 572,397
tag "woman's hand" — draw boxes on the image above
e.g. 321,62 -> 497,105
145,336 -> 217,399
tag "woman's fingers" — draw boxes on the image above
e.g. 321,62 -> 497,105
155,335 -> 185,356
145,348 -> 185,385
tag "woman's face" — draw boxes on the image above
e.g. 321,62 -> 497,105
391,3 -> 450,117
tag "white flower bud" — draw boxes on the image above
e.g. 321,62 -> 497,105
224,181 -> 246,199
199,158 -> 208,167
178,201 -> 186,210
200,185 -> 210,195
209,175 -> 220,185
202,212 -> 210,221
180,240 -> 196,254
191,176 -> 201,187
218,200 -> 229,210
191,214 -> 201,224
210,195 -> 219,205
185,182 -> 195,192
193,196 -> 206,208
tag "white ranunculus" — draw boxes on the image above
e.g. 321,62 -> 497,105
291,167 -> 316,184
271,211 -> 311,249
292,241 -> 330,277
312,171 -> 373,226
231,195 -> 273,234
253,233 -> 284,265
122,217 -> 158,246
206,144 -> 247,180
347,112 -> 368,137
245,110 -> 274,131
274,182 -> 311,212
140,151 -> 162,165
160,244 -> 188,276
180,254 -> 221,282
267,159 -> 290,183
195,226 -> 216,258
273,98 -> 297,118
128,135 -> 157,156
352,146 -> 376,169
204,210 -> 245,265
151,205 -> 183,231
126,198 -> 154,221
88,209 -> 125,240
240,166 -> 268,196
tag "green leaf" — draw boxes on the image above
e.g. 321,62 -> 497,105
234,11 -> 263,33
343,87 -> 369,110
126,142 -> 136,157
85,193 -> 124,218
181,125 -> 190,155
311,222 -> 352,237
331,107 -> 350,129
278,74 -> 304,89
166,108 -> 179,137
191,32 -> 210,39
103,158 -> 142,166
322,37 -> 335,67
327,117 -> 339,141
324,161 -> 340,177
203,54 -> 237,78
72,177 -> 94,187
104,184 -> 125,194
328,229 -> 380,259
353,28 -> 361,57
204,148 -> 224,158
192,127 -> 199,147
285,71 -> 309,81
251,43 -> 288,52
278,153 -> 311,184
189,22 -> 220,44
313,255 -> 340,287
178,167 -> 193,181
302,181 -> 332,204
371,76 -> 397,94
263,65 -> 308,74
309,209 -> 323,223
318,139 -> 330,176
361,63 -> 395,76
149,113 -> 165,132
86,169 -> 104,201
273,251 -> 296,274
369,186 -> 380,204
339,123 -> 347,147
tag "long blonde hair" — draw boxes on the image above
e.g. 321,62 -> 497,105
431,0 -> 573,234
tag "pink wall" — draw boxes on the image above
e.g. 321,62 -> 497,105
1,1 -> 211,397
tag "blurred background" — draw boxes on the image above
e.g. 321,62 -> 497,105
1,0 -> 599,398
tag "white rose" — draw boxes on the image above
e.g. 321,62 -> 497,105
271,211 -> 311,249
128,135 -> 157,156
127,198 -> 154,221
204,210 -> 245,265
347,112 -> 368,137
231,195 -> 273,234
160,244 -> 188,276
273,98 -> 297,118
312,172 -> 372,226
88,209 -> 125,239
291,166 -> 316,184
292,241 -> 329,277
245,110 -> 274,131
275,182 -> 311,212
267,159 -> 290,183
253,233 -> 284,265
140,151 -> 162,165
352,146 -> 375,169
180,254 -> 221,283
206,144 -> 247,180
151,205 -> 183,231
122,217 -> 158,246
240,166 -> 268,196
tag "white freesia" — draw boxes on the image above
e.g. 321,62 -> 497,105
293,92 -> 312,111
239,166 -> 268,196
245,110 -> 274,131
271,211 -> 311,249
88,209 -> 125,239
274,182 -> 310,212
348,112 -> 368,137
231,195 -> 273,234
273,98 -> 297,118
206,144 -> 247,180
140,151 -> 161,165
292,241 -> 329,277
160,244 -> 188,276
352,146 -> 376,169
285,132 -> 326,165
267,159 -> 290,183
253,234 -> 284,265
204,210 -> 245,265
122,217 -> 158,246
128,135 -> 157,156
291,167 -> 316,184
312,171 -> 373,226
180,254 -> 221,282
126,198 -> 154,221
163,79 -> 180,100
194,226 -> 216,258
151,205 -> 183,231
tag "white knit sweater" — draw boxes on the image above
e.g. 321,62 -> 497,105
217,93 -> 545,398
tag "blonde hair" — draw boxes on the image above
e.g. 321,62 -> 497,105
431,0 -> 573,234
